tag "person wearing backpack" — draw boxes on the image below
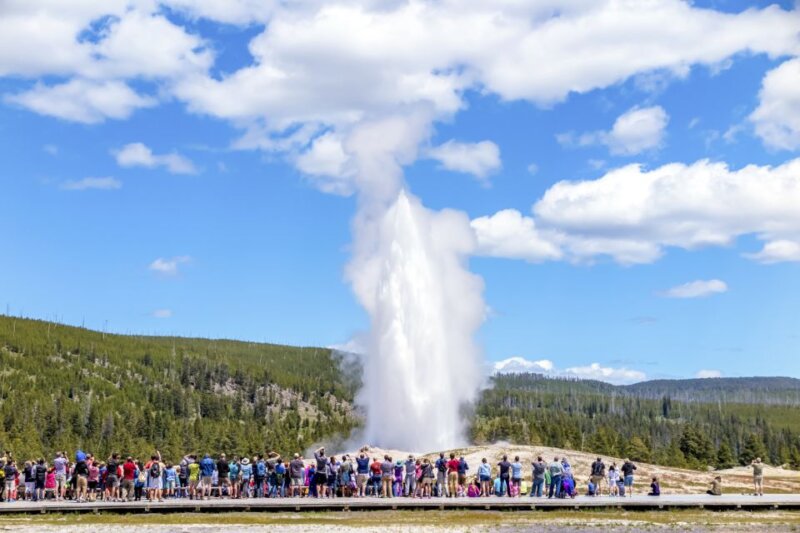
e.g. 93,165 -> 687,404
590,457 -> 606,495
228,456 -> 240,499
273,459 -> 286,498
145,451 -> 164,502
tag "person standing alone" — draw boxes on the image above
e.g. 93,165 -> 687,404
751,458 -> 764,496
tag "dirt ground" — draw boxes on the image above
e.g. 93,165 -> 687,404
337,443 -> 800,495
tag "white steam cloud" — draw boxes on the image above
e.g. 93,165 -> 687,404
343,114 -> 486,452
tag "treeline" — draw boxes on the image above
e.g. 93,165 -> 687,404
0,316 -> 360,460
472,373 -> 800,470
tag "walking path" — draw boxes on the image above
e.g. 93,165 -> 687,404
1,494 -> 799,514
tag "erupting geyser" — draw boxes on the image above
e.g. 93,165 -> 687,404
347,189 -> 485,451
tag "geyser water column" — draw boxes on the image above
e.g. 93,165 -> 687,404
347,189 -> 485,452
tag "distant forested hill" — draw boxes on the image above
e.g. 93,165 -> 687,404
473,373 -> 800,470
0,316 -> 360,460
624,377 -> 800,404
491,372 -> 800,405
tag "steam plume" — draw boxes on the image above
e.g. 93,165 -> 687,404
344,114 -> 485,451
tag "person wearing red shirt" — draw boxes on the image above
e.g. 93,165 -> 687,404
369,458 -> 382,497
446,453 -> 460,498
121,457 -> 136,501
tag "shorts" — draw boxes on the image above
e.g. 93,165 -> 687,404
291,477 -> 302,487
148,476 -> 163,490
422,478 -> 433,486
219,477 -> 232,487
165,480 -> 176,489
356,474 -> 368,486
480,475 -> 491,482
107,475 -> 120,488
327,475 -> 337,487
754,475 -> 764,483
88,481 -> 98,491
189,479 -> 200,488
313,472 -> 327,485
624,476 -> 634,487
25,481 -> 35,493
35,480 -> 45,490
55,474 -> 67,487
201,475 -> 213,487
458,474 -> 467,486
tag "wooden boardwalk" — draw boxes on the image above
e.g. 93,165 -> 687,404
1,494 -> 799,514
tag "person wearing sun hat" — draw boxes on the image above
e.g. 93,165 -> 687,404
290,453 -> 305,497
239,457 -> 252,498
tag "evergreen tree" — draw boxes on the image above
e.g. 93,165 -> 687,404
625,435 -> 651,462
716,442 -> 735,469
739,433 -> 768,465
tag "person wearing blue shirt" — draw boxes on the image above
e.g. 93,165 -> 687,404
200,454 -> 215,500
356,453 -> 370,497
457,457 -> 469,489
511,456 -> 523,497
240,458 -> 253,498
477,458 -> 491,497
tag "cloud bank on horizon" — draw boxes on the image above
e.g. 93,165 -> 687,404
2,0 -> 800,389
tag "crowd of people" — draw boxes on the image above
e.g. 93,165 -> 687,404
0,448 -> 766,503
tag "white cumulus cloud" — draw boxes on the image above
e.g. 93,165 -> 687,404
562,363 -> 647,385
557,105 -> 669,155
660,279 -> 728,299
492,357 -> 554,374
471,209 -> 563,263
427,140 -> 502,182
151,309 -> 173,318
149,256 -> 191,276
474,157 -> 800,265
751,58 -> 800,151
60,177 -> 122,191
745,239 -> 800,264
492,356 -> 646,385
115,142 -> 197,174
5,79 -> 155,124
3,0 -> 800,195
695,369 -> 723,379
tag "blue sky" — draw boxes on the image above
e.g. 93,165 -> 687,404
2,0 -> 799,383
